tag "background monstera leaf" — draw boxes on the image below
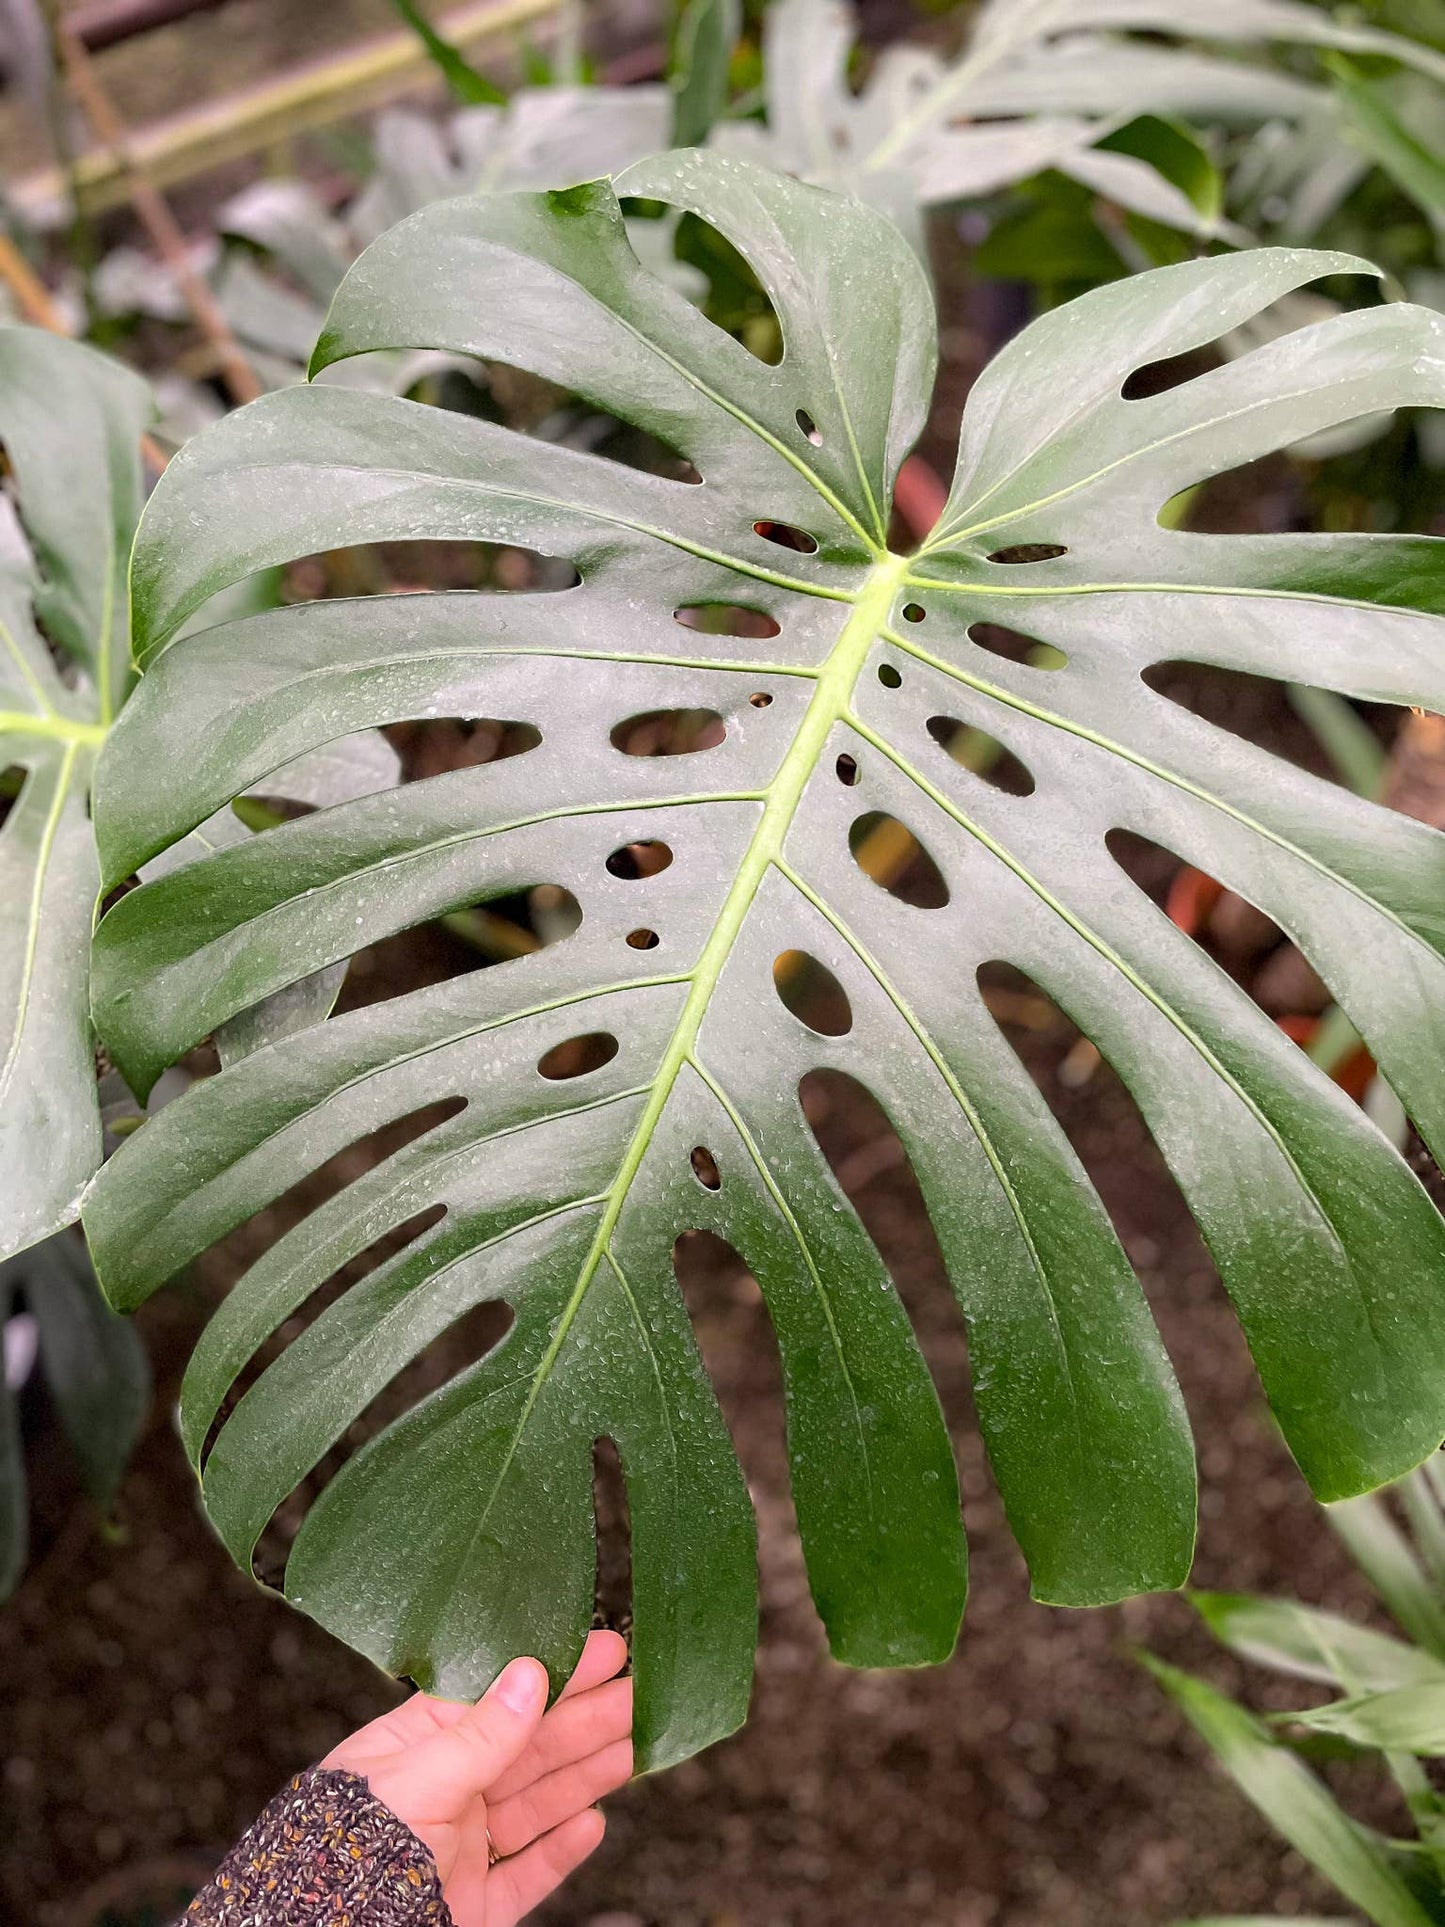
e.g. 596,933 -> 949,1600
86,153 -> 1445,1770
0,329 -> 149,1262
716,0 -> 1445,258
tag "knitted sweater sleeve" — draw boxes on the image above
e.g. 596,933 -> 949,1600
183,1765 -> 453,1925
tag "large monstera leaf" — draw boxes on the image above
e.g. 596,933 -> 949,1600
87,154 -> 1445,1769
717,0 -> 1445,257
0,329 -> 149,1262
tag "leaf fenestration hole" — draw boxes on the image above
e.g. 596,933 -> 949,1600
902,602 -> 927,624
773,949 -> 854,1037
392,718 -> 542,783
536,1032 -> 620,1080
748,691 -> 773,708
0,763 -> 27,834
877,662 -> 903,689
690,1145 -> 722,1190
968,622 -> 1068,671
625,927 -> 660,950
848,812 -> 950,908
673,603 -> 781,639
796,408 -> 822,446
986,544 -> 1068,565
1121,348 -> 1216,402
753,520 -> 818,554
605,839 -> 673,880
835,752 -> 860,786
591,1435 -> 633,1638
610,708 -> 726,757
926,717 -> 1036,796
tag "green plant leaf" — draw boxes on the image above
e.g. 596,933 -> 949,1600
386,0 -> 506,106
1144,1655 -> 1438,1927
1287,1683 -> 1445,1754
671,0 -> 741,147
711,0 -> 1445,257
1329,59 -> 1445,237
1330,1490 -> 1445,1660
88,157 -> 1445,1767
0,1231 -> 150,1598
0,328 -> 150,1263
1192,1591 -> 1445,1692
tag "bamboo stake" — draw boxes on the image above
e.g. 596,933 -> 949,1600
0,233 -> 70,331
58,27 -> 262,405
13,0 -> 564,223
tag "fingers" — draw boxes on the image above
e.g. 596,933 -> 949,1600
557,1629 -> 629,1702
486,1809 -> 607,1927
396,1658 -> 550,1815
487,1737 -> 632,1858
483,1677 -> 633,1802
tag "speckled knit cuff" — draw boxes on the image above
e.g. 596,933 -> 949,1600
184,1766 -> 452,1925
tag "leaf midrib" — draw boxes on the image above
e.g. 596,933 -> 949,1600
465,550 -> 914,1544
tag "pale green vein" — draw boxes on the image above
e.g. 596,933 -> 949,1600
0,616 -> 57,718
900,570 -> 1445,622
470,553 -> 912,1548
773,856 -> 1080,1428
922,375 -> 1428,551
688,1049 -> 875,1512
886,625 -> 1445,970
0,742 -> 83,1108
844,711 -> 1360,1287
115,983 -> 684,1287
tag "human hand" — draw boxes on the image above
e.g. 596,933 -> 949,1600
323,1629 -> 633,1926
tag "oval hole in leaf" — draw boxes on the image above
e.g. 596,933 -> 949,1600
902,602 -> 926,624
0,763 -> 27,833
968,622 -> 1068,671
537,1032 -> 620,1080
753,520 -> 818,554
605,839 -> 673,880
591,1434 -> 633,1636
286,541 -> 580,602
610,709 -> 726,757
773,949 -> 853,1037
987,543 -> 1068,565
673,603 -> 781,639
625,927 -> 660,950
835,752 -> 860,787
877,662 -> 903,689
392,718 -> 542,782
749,692 -> 773,709
848,812 -> 949,908
1121,348 -> 1218,401
798,1068 -> 945,1342
690,1145 -> 721,1190
341,886 -> 581,1002
1141,660 -> 1381,782
796,408 -> 822,446
926,717 -> 1036,796
672,210 -> 783,363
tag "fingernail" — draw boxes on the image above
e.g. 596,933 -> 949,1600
493,1658 -> 546,1714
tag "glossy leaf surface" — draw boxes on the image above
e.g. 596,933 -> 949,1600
0,330 -> 149,1261
88,155 -> 1445,1766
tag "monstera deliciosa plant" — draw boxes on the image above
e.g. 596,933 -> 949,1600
83,152 -> 1445,1771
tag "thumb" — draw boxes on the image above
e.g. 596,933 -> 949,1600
397,1659 -> 550,1815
